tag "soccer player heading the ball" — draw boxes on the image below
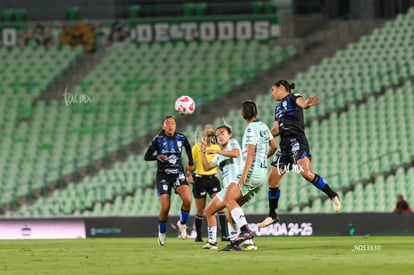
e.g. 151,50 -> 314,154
258,80 -> 341,229
221,100 -> 277,251
144,115 -> 194,246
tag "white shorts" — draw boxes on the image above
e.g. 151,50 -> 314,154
216,187 -> 228,202
218,172 -> 266,202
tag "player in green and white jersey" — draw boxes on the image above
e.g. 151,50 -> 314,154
221,100 -> 277,251
200,125 -> 251,250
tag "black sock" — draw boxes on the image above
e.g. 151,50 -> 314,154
268,187 -> 280,218
311,174 -> 337,199
240,225 -> 249,232
195,215 -> 204,239
217,211 -> 228,237
322,184 -> 338,199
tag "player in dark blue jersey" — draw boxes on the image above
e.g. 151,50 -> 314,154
258,80 -> 341,228
144,115 -> 195,245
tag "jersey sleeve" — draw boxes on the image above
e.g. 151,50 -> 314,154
228,138 -> 241,152
183,136 -> 194,166
144,136 -> 158,161
293,93 -> 303,99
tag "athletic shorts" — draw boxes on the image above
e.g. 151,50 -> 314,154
192,174 -> 221,199
271,135 -> 311,171
216,186 -> 228,202
156,172 -> 188,196
240,171 -> 266,202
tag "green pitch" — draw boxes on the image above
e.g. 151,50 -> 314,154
1,236 -> 413,274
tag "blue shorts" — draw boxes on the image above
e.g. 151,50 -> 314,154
271,136 -> 311,171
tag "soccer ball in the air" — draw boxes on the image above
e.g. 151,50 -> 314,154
175,95 -> 195,115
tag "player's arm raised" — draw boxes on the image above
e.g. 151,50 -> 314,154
207,148 -> 239,158
200,142 -> 217,171
296,94 -> 320,109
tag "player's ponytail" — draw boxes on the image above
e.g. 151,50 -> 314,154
274,80 -> 295,93
241,100 -> 258,121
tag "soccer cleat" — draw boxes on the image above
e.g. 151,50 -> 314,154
232,229 -> 254,245
332,196 -> 341,213
201,242 -> 218,250
195,237 -> 203,242
158,233 -> 166,246
176,220 -> 187,240
258,216 -> 279,228
220,244 -> 242,252
241,243 -> 258,251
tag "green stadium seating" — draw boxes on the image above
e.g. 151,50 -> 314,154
128,5 -> 140,18
183,3 -> 196,16
1,9 -> 15,22
67,6 -> 80,20
14,9 -> 27,21
5,8 -> 414,217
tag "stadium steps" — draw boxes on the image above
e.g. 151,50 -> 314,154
34,51 -> 106,102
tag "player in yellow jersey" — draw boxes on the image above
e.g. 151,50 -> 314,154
187,125 -> 229,242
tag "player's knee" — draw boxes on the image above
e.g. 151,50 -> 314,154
301,171 -> 314,182
196,209 -> 204,216
182,201 -> 191,210
222,198 -> 231,209
203,208 -> 212,217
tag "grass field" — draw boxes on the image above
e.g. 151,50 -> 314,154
1,236 -> 413,274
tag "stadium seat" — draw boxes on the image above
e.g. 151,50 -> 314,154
14,9 -> 27,21
67,6 -> 80,20
128,5 -> 140,18
1,9 -> 14,22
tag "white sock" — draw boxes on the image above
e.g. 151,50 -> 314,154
207,226 -> 217,244
230,207 -> 247,231
228,222 -> 238,241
